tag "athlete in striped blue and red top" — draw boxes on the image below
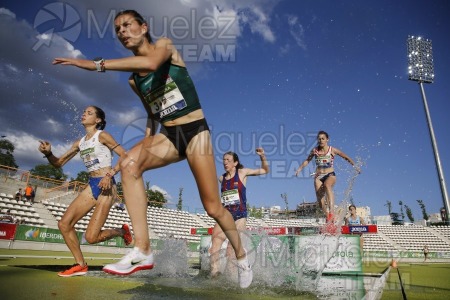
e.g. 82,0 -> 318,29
221,171 -> 247,219
209,148 -> 269,278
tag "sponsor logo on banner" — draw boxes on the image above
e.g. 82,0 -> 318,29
25,228 -> 40,239
191,228 -> 212,235
350,226 -> 368,233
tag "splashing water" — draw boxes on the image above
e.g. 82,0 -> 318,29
59,100 -> 83,141
293,157 -> 363,293
154,238 -> 190,277
196,158 -> 365,295
99,157 -> 366,297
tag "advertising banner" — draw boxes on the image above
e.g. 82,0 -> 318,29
321,236 -> 362,274
341,225 -> 378,234
190,227 -> 213,235
14,225 -> 65,243
78,231 -> 124,247
294,235 -> 364,298
0,222 -> 17,240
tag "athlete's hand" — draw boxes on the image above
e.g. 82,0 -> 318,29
98,175 -> 113,193
256,147 -> 265,157
38,140 -> 52,155
53,58 -> 96,71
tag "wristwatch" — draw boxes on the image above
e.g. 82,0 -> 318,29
93,57 -> 105,72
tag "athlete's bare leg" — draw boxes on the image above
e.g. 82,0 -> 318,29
120,134 -> 181,253
186,131 -> 246,259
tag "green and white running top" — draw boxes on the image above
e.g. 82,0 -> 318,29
132,61 -> 202,123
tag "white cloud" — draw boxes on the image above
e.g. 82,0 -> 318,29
288,15 -> 298,26
151,185 -> 172,200
0,7 -> 15,18
287,14 -> 306,50
245,6 -> 276,43
115,107 -> 146,126
279,43 -> 291,56
0,4 -> 136,171
5,63 -> 18,73
5,131 -> 80,171
0,0 -> 281,174
209,4 -> 241,39
212,1 -> 277,43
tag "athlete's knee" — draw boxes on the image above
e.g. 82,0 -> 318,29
205,204 -> 225,220
58,219 -> 71,233
120,154 -> 142,180
84,231 -> 100,244
323,184 -> 333,192
84,235 -> 97,244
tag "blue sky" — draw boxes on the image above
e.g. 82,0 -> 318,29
1,0 -> 449,220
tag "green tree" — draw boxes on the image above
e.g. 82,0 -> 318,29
147,189 -> 166,208
405,205 -> 415,222
249,206 -> 263,218
0,138 -> 18,168
177,187 -> 183,211
248,206 -> 254,218
417,199 -> 429,221
399,200 -> 405,220
390,212 -> 403,225
116,181 -> 123,198
30,164 -> 67,181
281,192 -> 288,219
349,196 -> 355,206
385,200 -> 392,214
145,181 -> 167,208
73,171 -> 89,183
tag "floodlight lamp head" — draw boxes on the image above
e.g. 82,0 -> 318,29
407,35 -> 434,83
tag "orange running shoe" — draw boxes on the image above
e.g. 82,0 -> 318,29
122,224 -> 133,246
58,263 -> 88,277
326,222 -> 338,235
326,213 -> 334,222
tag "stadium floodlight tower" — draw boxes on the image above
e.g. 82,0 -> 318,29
407,35 -> 449,224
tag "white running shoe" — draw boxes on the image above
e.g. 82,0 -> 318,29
237,249 -> 253,288
103,247 -> 154,275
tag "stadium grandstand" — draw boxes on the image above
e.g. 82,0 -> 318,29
1,165 -> 450,259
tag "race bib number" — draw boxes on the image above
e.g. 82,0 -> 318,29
148,77 -> 187,119
84,158 -> 100,169
221,189 -> 240,206
80,147 -> 99,169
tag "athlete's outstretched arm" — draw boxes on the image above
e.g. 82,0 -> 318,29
53,38 -> 175,73
38,139 -> 79,168
333,147 -> 360,173
295,150 -> 314,177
